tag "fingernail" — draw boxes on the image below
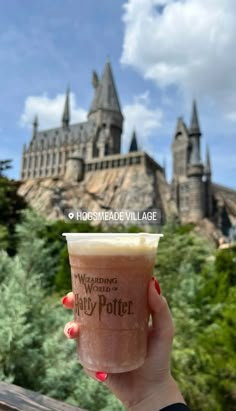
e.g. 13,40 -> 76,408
62,296 -> 68,305
152,277 -> 161,295
95,371 -> 108,382
67,327 -> 75,337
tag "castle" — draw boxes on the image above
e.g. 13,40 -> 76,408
20,61 -> 236,230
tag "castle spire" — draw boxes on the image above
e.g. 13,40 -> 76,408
89,61 -> 122,115
32,115 -> 38,138
189,100 -> 202,165
205,144 -> 211,176
189,99 -> 201,135
129,130 -> 138,152
62,87 -> 70,128
92,71 -> 99,89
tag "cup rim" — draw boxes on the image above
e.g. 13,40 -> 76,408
62,233 -> 163,238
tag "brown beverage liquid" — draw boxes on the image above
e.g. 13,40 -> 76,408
68,243 -> 156,373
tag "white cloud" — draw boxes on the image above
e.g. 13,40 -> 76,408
122,91 -> 163,151
121,0 -> 236,117
20,93 -> 87,130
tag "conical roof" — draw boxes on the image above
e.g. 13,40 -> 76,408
205,144 -> 211,174
189,100 -> 201,135
89,61 -> 122,114
129,130 -> 138,152
62,88 -> 70,127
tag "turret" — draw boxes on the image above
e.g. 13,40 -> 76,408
205,144 -> 211,177
204,145 -> 212,217
32,115 -> 38,138
88,61 -> 123,157
187,100 -> 204,221
129,130 -> 138,152
189,100 -> 201,165
62,88 -> 70,128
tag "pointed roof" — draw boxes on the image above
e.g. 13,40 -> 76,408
205,144 -> 211,174
173,117 -> 189,140
189,100 -> 201,135
89,61 -> 122,115
32,115 -> 38,137
129,130 -> 138,152
62,88 -> 70,127
33,115 -> 38,128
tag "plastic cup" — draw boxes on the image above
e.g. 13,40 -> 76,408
63,233 -> 163,373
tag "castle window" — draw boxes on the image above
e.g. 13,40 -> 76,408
53,152 -> 56,165
29,156 -> 32,168
59,152 -> 62,163
40,155 -> 44,167
105,143 -> 109,156
35,156 -> 38,168
23,157 -> 27,169
41,140 -> 44,149
47,153 -> 50,166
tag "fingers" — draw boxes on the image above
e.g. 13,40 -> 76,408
64,321 -> 80,339
61,292 -> 74,309
148,279 -> 175,341
83,368 -> 108,382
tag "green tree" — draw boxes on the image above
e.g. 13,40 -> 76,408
0,174 -> 27,255
0,159 -> 12,176
15,209 -> 57,291
154,222 -> 236,411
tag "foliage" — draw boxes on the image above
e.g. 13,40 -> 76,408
0,210 -> 235,411
15,209 -> 57,291
0,159 -> 12,176
0,175 -> 27,255
152,223 -> 236,411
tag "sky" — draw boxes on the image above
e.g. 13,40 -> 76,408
0,0 -> 236,188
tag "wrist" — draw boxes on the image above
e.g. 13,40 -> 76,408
127,376 -> 185,411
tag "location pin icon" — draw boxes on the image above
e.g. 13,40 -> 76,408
68,212 -> 74,220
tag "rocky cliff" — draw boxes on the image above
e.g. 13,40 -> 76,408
18,164 -> 236,244
18,165 -> 172,224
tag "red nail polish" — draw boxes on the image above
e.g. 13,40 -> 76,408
152,277 -> 161,295
62,296 -> 68,305
96,371 -> 107,382
67,327 -> 74,337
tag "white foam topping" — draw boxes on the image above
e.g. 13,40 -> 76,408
63,233 -> 163,256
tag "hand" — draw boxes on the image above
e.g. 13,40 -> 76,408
62,279 -> 185,410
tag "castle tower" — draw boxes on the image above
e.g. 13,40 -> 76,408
88,61 -> 123,157
64,150 -> 84,182
62,88 -> 70,128
129,130 -> 138,152
171,117 -> 190,216
204,145 -> 212,217
187,100 -> 205,221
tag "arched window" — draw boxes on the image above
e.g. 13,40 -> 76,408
40,155 -> 44,167
105,143 -> 109,156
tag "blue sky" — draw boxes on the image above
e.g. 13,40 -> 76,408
1,0 -> 236,188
